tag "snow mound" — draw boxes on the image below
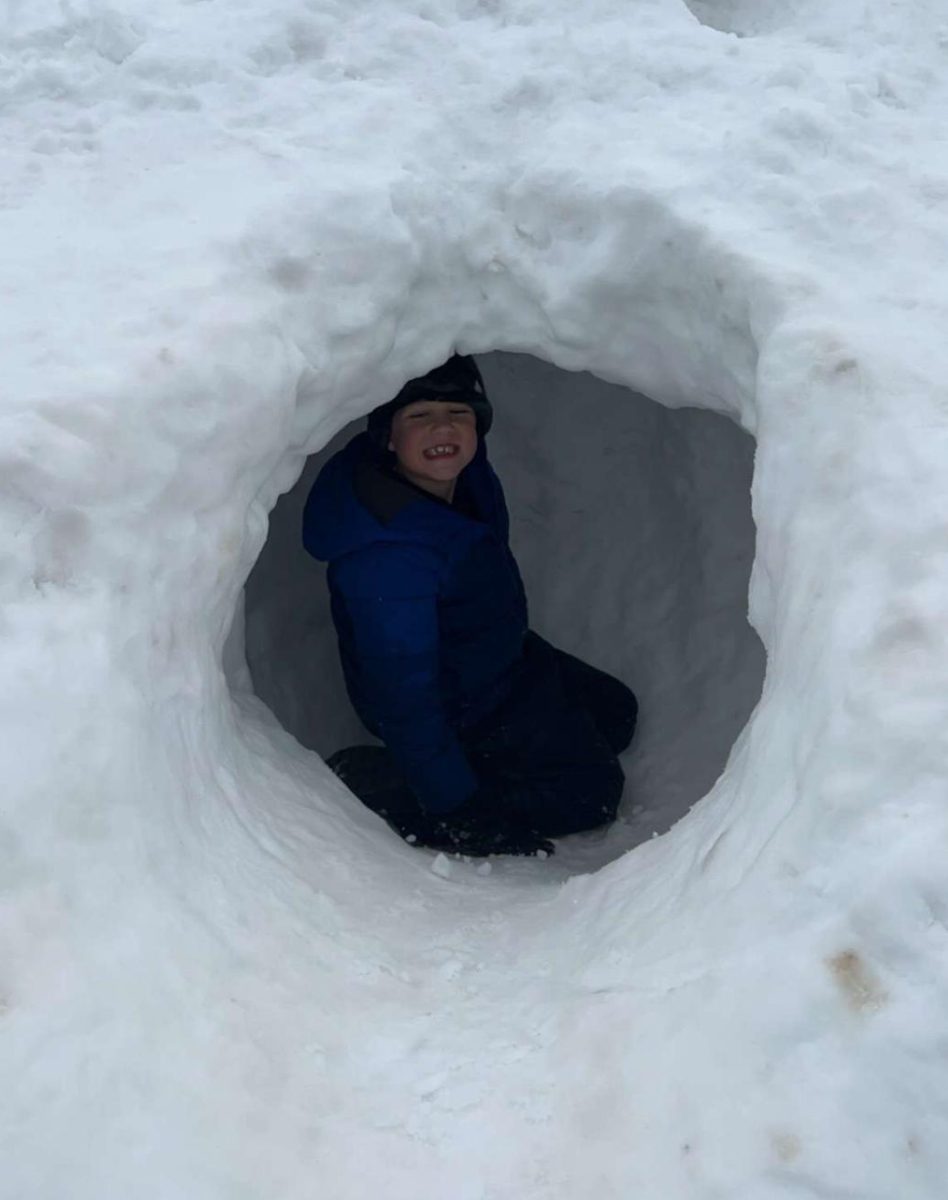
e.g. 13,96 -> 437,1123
3,1 -> 948,1197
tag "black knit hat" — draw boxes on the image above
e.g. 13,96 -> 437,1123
366,354 -> 493,449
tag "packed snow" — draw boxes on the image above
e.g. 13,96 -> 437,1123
3,1 -> 948,1198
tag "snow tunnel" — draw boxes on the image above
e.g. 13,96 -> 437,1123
241,352 -> 766,869
9,0 -> 948,1191
9,0 -> 948,1190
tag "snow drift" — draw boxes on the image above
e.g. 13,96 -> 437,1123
3,1 -> 948,1197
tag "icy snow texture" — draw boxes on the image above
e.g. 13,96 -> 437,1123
3,1 -> 948,1198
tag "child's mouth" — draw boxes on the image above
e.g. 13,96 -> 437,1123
422,445 -> 459,460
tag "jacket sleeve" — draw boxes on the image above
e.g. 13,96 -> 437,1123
330,542 -> 479,814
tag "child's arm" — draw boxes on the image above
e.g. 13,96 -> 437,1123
331,543 -> 479,815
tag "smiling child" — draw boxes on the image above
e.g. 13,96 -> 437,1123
302,354 -> 638,857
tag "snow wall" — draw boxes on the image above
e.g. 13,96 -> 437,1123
4,2 -> 948,1198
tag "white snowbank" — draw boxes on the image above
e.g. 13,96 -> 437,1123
3,1 -> 948,1197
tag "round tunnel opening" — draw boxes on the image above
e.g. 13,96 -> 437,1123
241,351 -> 766,868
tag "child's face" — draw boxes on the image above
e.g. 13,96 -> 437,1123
388,399 -> 478,496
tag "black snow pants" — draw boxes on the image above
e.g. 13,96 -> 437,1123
327,632 -> 638,843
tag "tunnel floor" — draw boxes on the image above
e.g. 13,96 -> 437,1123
242,352 -> 766,873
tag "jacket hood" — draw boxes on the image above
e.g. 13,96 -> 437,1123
302,431 -> 493,564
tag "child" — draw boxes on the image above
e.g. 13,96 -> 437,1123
302,354 -> 638,857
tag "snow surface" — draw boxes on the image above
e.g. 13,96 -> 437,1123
3,1 -> 948,1197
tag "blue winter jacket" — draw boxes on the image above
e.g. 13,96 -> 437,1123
302,432 -> 529,813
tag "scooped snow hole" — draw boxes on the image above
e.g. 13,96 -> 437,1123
242,351 -> 765,866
